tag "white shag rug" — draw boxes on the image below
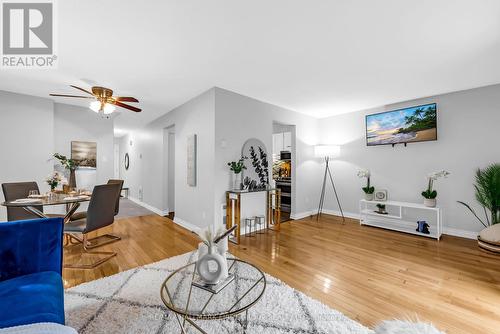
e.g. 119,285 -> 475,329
65,252 -> 444,334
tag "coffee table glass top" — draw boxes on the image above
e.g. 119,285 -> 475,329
160,258 -> 266,320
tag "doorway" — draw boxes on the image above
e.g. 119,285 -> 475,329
163,126 -> 175,219
272,122 -> 295,222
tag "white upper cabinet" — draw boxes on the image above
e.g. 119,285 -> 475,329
283,132 -> 292,150
273,133 -> 283,156
273,131 -> 292,156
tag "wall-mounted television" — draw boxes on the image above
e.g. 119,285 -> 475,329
366,103 -> 437,146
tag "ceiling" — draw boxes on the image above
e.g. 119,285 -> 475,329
2,0 -> 500,136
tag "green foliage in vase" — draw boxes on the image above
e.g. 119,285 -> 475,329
362,185 -> 375,194
53,153 -> 79,170
458,163 -> 500,227
421,189 -> 437,199
227,157 -> 247,174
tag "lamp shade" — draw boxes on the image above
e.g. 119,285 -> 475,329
89,101 -> 101,113
314,145 -> 340,158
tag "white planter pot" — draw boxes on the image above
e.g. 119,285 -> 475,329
232,173 -> 242,190
424,198 -> 436,207
364,193 -> 374,201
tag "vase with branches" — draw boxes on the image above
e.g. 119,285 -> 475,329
53,153 -> 79,189
258,147 -> 269,185
422,170 -> 450,207
249,146 -> 268,189
357,169 -> 374,200
458,164 -> 500,228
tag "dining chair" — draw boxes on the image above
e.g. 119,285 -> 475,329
1,182 -> 63,221
63,183 -> 122,269
68,179 -> 124,248
70,179 -> 124,220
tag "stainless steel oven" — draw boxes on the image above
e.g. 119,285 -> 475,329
276,179 -> 291,212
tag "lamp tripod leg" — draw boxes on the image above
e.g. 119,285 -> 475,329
327,165 -> 345,223
316,158 -> 328,221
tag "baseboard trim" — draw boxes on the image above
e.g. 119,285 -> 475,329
292,209 -> 478,240
128,197 -> 169,216
173,217 -> 201,234
290,211 -> 313,220
442,227 -> 478,240
290,209 -> 359,220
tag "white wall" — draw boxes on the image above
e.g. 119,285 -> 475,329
118,87 -> 321,230
54,103 -> 114,190
119,88 -> 215,229
0,91 -> 115,221
0,91 -> 54,221
214,88 -> 321,225
319,84 -> 500,236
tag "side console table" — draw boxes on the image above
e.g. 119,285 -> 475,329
226,188 -> 281,244
359,199 -> 442,240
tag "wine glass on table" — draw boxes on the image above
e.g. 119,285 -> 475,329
28,190 -> 39,198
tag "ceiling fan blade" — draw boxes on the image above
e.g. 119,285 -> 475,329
50,94 -> 94,99
113,101 -> 142,112
115,96 -> 139,103
70,85 -> 94,96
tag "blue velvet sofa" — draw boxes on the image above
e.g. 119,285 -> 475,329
0,217 -> 65,329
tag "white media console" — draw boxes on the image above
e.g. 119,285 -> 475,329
359,199 -> 442,240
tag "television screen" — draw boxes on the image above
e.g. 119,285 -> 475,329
366,103 -> 437,146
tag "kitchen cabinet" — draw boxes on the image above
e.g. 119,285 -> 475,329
273,132 -> 292,156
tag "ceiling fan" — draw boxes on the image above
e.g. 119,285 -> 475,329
50,85 -> 141,114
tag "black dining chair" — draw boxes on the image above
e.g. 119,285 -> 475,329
68,179 -> 124,248
1,182 -> 63,221
70,179 -> 124,220
63,183 -> 122,269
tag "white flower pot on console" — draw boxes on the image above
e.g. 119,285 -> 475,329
364,193 -> 374,201
232,173 -> 242,190
424,198 -> 436,207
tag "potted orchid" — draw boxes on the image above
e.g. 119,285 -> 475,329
358,169 -> 375,200
422,170 -> 450,207
46,171 -> 64,191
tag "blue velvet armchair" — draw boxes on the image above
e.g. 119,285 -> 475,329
0,217 -> 65,329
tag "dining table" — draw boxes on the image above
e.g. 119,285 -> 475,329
1,193 -> 91,223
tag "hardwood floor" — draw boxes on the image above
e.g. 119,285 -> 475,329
63,214 -> 500,334
62,215 -> 198,288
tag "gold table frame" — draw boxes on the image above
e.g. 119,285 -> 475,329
160,259 -> 266,334
225,188 -> 281,244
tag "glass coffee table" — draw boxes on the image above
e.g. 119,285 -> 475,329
160,258 -> 266,334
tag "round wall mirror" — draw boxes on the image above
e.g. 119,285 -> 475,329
241,138 -> 269,189
124,153 -> 130,170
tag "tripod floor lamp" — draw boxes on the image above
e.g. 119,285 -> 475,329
314,145 -> 345,222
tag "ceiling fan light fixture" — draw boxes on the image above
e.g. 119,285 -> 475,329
90,100 -> 101,113
51,85 -> 141,113
103,103 -> 116,114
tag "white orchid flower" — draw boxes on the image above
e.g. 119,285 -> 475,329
357,169 -> 370,178
428,170 -> 450,180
